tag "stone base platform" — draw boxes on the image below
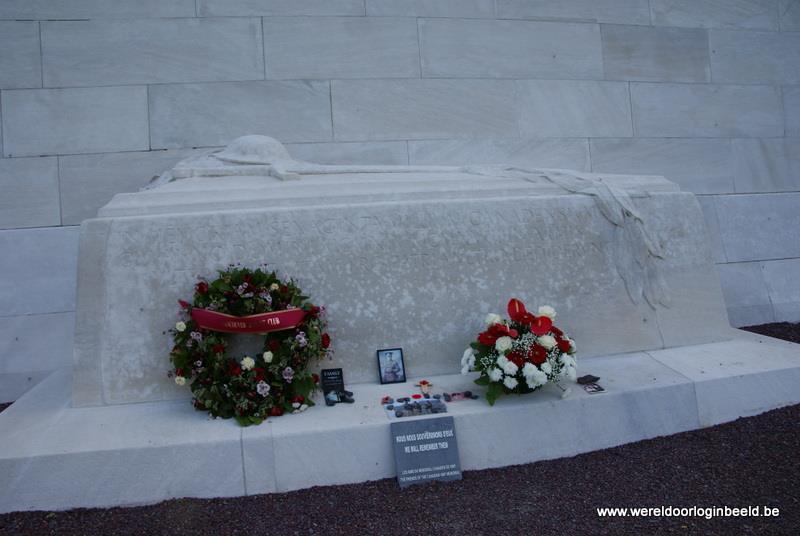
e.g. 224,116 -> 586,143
1,331 -> 798,514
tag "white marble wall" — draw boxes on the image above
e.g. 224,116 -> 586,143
1,0 -> 799,400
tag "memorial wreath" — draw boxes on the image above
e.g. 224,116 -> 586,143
462,299 -> 577,405
169,265 -> 331,426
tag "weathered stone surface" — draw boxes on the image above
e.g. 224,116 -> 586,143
710,30 -> 800,85
0,22 -> 41,89
409,138 -> 590,169
695,196 -> 727,264
762,258 -> 800,322
42,19 -> 264,87
59,149 -> 204,225
0,157 -> 60,229
149,81 -> 332,149
72,140 -> 731,405
601,24 -> 710,83
716,262 -> 774,327
367,0 -> 494,17
0,0 -> 195,19
732,138 -> 800,193
784,86 -> 800,137
496,0 -> 651,25
781,0 -> 800,30
419,19 -> 602,79
715,193 -> 800,262
631,83 -> 783,138
1,87 -> 148,157
650,0 -> 778,30
0,227 -> 79,317
264,17 -> 419,79
287,142 -> 408,165
517,80 -> 632,137
590,138 -> 733,194
198,0 -> 365,16
332,80 -> 518,141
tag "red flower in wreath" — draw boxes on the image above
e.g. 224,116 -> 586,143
195,281 -> 209,295
269,406 -> 284,417
321,333 -> 331,349
228,361 -> 242,377
528,345 -> 547,365
478,323 -> 519,346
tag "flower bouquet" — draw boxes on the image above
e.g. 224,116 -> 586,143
461,298 -> 577,405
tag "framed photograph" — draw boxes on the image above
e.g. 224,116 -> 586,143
377,348 -> 406,384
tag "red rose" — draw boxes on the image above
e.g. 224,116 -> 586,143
321,333 -> 331,349
228,361 -> 242,376
507,351 -> 525,368
195,281 -> 209,295
175,368 -> 184,377
529,315 -> 553,336
212,344 -> 226,355
269,406 -> 284,417
254,367 -> 266,382
292,395 -> 305,404
557,338 -> 571,353
312,373 -> 320,384
528,345 -> 547,365
268,339 -> 281,352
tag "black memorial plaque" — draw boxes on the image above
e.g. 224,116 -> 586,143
391,416 -> 462,488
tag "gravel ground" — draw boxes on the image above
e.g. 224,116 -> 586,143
742,322 -> 800,343
1,324 -> 798,535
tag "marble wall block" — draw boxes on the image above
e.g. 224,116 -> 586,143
149,81 -> 332,149
286,141 -> 409,165
408,138 -> 590,170
710,30 -> 800,85
2,87 -> 149,157
650,0 -> 778,30
784,86 -> 800,137
42,19 -> 264,87
0,22 -> 42,89
496,0 -> 651,25
198,0 -> 365,16
331,79 -> 519,141
695,196 -> 727,264
367,0 -> 494,17
762,258 -> 800,322
631,83 -> 783,138
516,80 -> 632,137
781,0 -> 800,30
419,19 -> 603,79
59,149 -> 205,225
716,262 -> 774,326
732,139 -> 800,193
590,138 -> 733,194
0,313 -> 75,375
0,0 -> 195,19
0,227 -> 79,317
601,25 -> 710,83
264,17 -> 419,79
715,193 -> 800,262
0,157 -> 60,229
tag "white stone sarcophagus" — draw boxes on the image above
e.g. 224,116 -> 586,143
73,136 -> 731,406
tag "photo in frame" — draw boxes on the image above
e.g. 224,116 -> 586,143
377,348 -> 406,384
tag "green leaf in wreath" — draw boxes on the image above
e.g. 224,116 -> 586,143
473,375 -> 490,386
486,382 -> 502,406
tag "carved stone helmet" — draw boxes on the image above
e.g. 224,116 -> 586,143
213,135 -> 292,164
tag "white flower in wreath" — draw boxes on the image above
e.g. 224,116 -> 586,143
461,347 -> 476,367
174,376 -> 186,386
538,334 -> 557,350
503,376 -> 518,390
502,360 -> 518,376
540,361 -> 552,374
485,313 -> 502,326
270,283 -> 280,291
496,354 -> 509,368
488,367 -> 503,382
175,321 -> 187,332
495,336 -> 513,353
262,351 -> 273,363
538,305 -> 556,319
566,365 -> 578,381
568,339 -> 577,354
561,354 -> 575,368
532,369 -> 548,386
256,381 -> 270,397
241,356 -> 255,371
522,362 -> 537,378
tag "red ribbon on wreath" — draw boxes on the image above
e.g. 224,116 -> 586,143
179,300 -> 306,334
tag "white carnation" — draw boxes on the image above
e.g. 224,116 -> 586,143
270,283 -> 279,291
522,362 -> 537,378
174,376 -> 186,386
495,336 -> 513,353
538,334 -> 556,350
461,363 -> 471,375
541,362 -> 552,374
496,354 -> 509,369
503,376 -> 518,390
175,321 -> 187,332
461,347 -> 476,367
241,356 -> 255,370
262,351 -> 273,363
532,370 -> 548,386
485,313 -> 503,326
488,367 -> 503,382
538,305 -> 556,319
567,365 -> 577,381
502,360 -> 519,376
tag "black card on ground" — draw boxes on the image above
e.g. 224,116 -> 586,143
391,416 -> 462,488
321,368 -> 344,397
